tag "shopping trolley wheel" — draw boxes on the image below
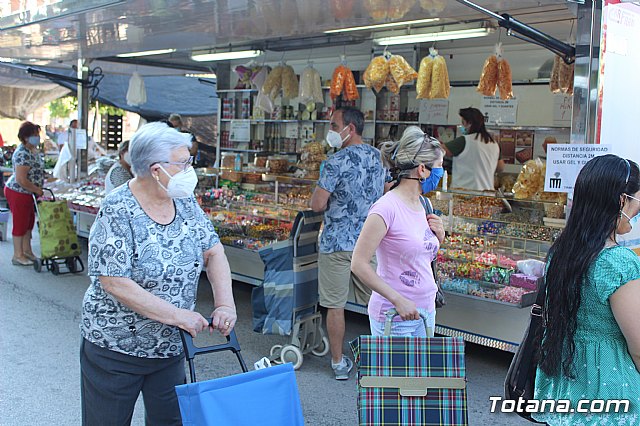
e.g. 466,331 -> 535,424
270,345 -> 283,364
311,336 -> 330,357
280,345 -> 303,370
51,262 -> 60,275
33,258 -> 42,273
66,257 -> 78,273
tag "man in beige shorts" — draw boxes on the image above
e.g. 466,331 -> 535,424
311,107 -> 385,380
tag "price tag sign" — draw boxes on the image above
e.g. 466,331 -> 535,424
418,99 -> 449,124
553,94 -> 572,126
75,129 -> 87,149
545,144 -> 612,192
284,123 -> 299,139
480,96 -> 518,125
230,120 -> 250,142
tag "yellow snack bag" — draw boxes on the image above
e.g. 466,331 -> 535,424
416,55 -> 434,99
389,54 -> 418,88
430,55 -> 450,99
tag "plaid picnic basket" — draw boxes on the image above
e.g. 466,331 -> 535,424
350,311 -> 468,425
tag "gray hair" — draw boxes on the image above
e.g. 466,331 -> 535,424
129,122 -> 192,177
379,126 -> 443,179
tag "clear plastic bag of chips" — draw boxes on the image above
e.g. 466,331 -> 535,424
430,54 -> 450,99
416,54 -> 434,99
281,65 -> 299,99
389,54 -> 418,88
262,66 -> 283,100
299,65 -> 323,104
366,55 -> 389,91
497,58 -> 513,100
477,54 -> 499,96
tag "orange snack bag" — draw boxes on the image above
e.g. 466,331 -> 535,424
477,55 -> 499,97
497,58 -> 513,100
330,65 -> 347,101
343,67 -> 360,101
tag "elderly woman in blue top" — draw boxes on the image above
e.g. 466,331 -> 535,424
80,122 -> 236,426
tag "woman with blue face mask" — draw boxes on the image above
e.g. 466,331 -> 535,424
3,121 -> 45,266
352,126 -> 445,337
444,107 -> 505,191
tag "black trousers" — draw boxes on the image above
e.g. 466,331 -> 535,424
80,339 -> 185,426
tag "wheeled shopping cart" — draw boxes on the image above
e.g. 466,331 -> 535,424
251,209 -> 329,370
32,189 -> 84,275
176,322 -> 305,425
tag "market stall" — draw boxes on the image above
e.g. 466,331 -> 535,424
1,0 -> 612,352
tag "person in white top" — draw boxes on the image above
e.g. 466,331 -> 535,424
444,107 -> 504,191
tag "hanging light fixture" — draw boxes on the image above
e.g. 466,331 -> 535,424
191,50 -> 263,62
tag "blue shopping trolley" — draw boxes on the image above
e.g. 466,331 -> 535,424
251,210 -> 328,369
176,321 -> 304,426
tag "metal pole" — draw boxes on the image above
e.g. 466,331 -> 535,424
571,0 -> 602,145
77,58 -> 90,176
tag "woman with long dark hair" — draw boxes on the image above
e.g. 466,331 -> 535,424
533,154 -> 640,425
444,107 -> 504,191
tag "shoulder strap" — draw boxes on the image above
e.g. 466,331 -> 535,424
419,195 -> 433,215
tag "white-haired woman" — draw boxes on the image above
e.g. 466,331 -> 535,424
80,122 -> 236,425
352,126 -> 445,337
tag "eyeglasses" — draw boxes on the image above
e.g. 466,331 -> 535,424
160,156 -> 194,171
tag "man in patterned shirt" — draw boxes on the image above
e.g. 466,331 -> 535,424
311,107 -> 385,380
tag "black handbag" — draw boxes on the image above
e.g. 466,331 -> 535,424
419,196 -> 446,308
504,277 -> 547,423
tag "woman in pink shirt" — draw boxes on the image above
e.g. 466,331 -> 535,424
352,126 -> 445,337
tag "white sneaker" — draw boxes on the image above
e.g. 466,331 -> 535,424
331,356 -> 353,380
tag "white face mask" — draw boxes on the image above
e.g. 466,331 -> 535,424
123,151 -> 131,165
157,165 -> 197,198
326,126 -> 351,149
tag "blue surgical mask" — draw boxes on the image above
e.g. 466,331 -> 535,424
28,136 -> 40,146
457,125 -> 467,136
421,167 -> 444,193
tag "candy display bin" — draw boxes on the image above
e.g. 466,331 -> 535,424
429,190 -> 564,352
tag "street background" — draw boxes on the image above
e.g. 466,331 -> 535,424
0,220 -> 529,425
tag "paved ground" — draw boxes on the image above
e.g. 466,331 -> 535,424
0,217 -> 529,425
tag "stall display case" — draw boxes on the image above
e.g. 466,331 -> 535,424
196,168 -> 317,285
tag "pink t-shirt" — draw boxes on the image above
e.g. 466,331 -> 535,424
367,191 -> 440,322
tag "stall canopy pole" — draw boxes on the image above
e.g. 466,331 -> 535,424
77,58 -> 90,177
454,0 -> 576,63
571,0 -> 601,145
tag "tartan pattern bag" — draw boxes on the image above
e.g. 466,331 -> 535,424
350,335 -> 468,426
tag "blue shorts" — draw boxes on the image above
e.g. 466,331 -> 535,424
369,308 -> 436,338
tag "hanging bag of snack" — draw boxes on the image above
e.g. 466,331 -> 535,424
493,43 -> 513,100
416,50 -> 435,99
364,53 -> 390,93
477,46 -> 499,97
388,54 -> 418,89
430,49 -> 450,99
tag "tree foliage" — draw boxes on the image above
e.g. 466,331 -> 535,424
47,96 -> 126,118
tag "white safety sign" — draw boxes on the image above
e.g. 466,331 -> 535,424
544,144 -> 612,192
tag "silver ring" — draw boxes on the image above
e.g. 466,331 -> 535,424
224,321 -> 231,327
